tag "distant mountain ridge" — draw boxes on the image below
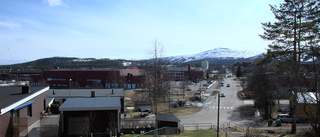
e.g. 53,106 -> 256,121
163,48 -> 264,63
0,57 -> 128,69
0,48 -> 264,69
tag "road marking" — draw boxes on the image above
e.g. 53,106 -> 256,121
211,107 -> 234,109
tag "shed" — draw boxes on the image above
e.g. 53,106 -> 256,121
157,113 -> 181,135
59,97 -> 121,137
157,113 -> 180,128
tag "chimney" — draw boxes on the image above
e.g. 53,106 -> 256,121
91,91 -> 95,97
22,85 -> 30,94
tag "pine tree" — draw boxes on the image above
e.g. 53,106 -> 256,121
259,0 -> 318,134
236,65 -> 243,78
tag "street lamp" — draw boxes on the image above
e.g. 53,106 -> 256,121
69,79 -> 72,96
217,93 -> 220,137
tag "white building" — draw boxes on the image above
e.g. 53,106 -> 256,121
201,60 -> 209,70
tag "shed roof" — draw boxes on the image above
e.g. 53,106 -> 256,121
157,113 -> 180,122
297,92 -> 319,104
59,97 -> 121,111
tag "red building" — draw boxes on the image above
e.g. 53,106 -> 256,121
41,70 -> 119,89
167,65 -> 205,81
31,69 -> 146,89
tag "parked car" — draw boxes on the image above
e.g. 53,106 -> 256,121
145,114 -> 155,118
187,86 -> 192,91
188,81 -> 195,85
227,84 -> 230,87
220,93 -> 225,97
277,114 -> 292,123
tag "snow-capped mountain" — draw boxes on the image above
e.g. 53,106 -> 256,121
163,48 -> 264,63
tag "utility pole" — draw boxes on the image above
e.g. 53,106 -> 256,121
217,93 -> 220,137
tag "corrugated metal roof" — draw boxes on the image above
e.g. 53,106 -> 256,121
59,97 -> 121,111
297,92 -> 318,104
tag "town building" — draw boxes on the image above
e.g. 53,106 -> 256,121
30,69 -> 146,89
11,70 -> 43,82
167,65 -> 205,81
201,60 -> 209,70
233,62 -> 253,73
0,86 -> 49,137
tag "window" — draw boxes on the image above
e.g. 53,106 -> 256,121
27,105 -> 32,117
13,111 -> 19,125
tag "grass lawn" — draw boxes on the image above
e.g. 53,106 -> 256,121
170,107 -> 202,117
168,130 -> 218,137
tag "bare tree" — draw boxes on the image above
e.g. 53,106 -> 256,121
144,40 -> 171,136
179,77 -> 189,100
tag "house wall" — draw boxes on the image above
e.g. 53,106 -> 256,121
167,71 -> 187,81
31,70 -> 145,89
0,111 -> 12,137
297,103 -> 318,119
124,75 -> 145,89
158,121 -> 178,128
27,92 -> 46,127
190,71 -> 204,81
43,70 -> 120,89
0,92 -> 46,137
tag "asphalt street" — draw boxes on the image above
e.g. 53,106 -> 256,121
179,77 -> 248,130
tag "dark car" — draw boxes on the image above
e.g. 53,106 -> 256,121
277,114 -> 292,123
227,84 -> 230,87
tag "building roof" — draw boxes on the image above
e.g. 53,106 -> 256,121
11,70 -> 43,74
46,88 -> 124,99
157,113 -> 180,122
0,86 -> 49,115
59,97 -> 121,111
297,92 -> 319,104
168,67 -> 188,71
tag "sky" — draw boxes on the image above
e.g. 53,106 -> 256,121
0,0 -> 283,65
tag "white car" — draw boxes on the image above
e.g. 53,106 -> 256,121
145,114 -> 155,118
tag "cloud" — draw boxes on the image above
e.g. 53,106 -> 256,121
0,21 -> 21,29
43,0 -> 66,7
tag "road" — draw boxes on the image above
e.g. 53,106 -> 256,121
178,77 -> 248,130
